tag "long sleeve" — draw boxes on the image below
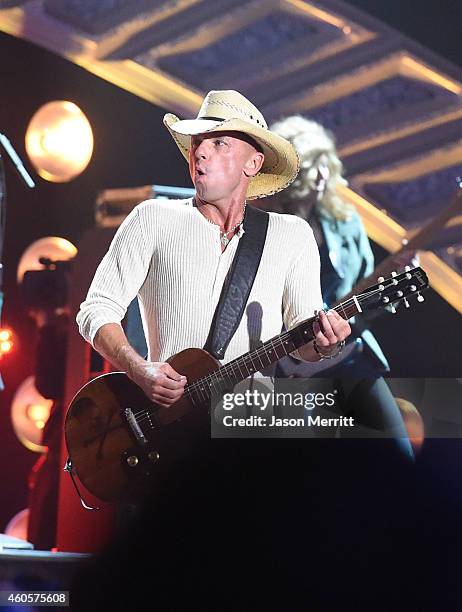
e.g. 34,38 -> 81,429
282,218 -> 323,361
355,211 -> 375,282
76,204 -> 153,347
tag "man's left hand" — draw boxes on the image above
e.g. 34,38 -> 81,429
313,309 -> 351,354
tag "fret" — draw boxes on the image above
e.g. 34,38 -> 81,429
220,358 -> 243,387
256,346 -> 266,370
294,324 -> 307,348
186,386 -> 200,406
278,334 -> 295,356
195,383 -> 208,403
221,369 -> 234,392
235,358 -> 246,380
206,374 -> 220,397
243,356 -> 257,376
266,343 -> 276,362
262,343 -> 272,368
271,337 -> 287,360
190,302 -> 351,400
209,371 -> 223,394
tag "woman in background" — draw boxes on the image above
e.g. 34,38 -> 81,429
266,115 -> 414,458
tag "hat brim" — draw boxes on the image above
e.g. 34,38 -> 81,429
163,113 -> 299,200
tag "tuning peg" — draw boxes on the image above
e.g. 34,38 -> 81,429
397,290 -> 403,298
417,292 -> 425,303
403,298 -> 410,308
405,265 -> 411,272
382,296 -> 390,304
391,271 -> 397,277
377,276 -> 385,283
410,285 -> 417,292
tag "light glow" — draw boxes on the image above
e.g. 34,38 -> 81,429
25,101 -> 93,182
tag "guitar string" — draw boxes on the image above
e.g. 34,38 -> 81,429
130,284 -> 401,425
129,288 -> 382,425
130,276 -> 420,426
130,298 -> 346,422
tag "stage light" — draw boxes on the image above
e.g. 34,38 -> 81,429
395,397 -> 425,453
17,236 -> 77,284
0,340 -> 12,353
25,101 -> 93,182
11,376 -> 53,453
0,328 -> 14,356
4,508 -> 29,543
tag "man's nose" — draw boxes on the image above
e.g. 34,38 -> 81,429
194,139 -> 211,159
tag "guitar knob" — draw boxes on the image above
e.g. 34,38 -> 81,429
148,451 -> 160,463
417,293 -> 425,303
127,455 -> 139,468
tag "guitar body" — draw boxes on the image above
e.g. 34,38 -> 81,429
65,348 -> 220,502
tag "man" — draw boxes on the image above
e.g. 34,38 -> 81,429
76,90 -> 350,407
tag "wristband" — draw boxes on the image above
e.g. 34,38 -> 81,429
313,339 -> 345,360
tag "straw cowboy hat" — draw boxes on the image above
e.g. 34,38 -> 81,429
163,90 -> 299,200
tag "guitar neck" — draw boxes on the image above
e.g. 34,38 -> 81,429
192,298 -> 361,401
339,185 -> 461,305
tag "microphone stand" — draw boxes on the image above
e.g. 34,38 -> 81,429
0,133 -> 35,391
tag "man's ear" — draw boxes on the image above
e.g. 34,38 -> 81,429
244,152 -> 264,177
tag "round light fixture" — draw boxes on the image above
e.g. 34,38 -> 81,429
11,376 -> 53,453
4,508 -> 29,542
17,236 -> 77,284
25,101 -> 93,182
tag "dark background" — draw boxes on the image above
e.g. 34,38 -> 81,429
0,0 -> 461,533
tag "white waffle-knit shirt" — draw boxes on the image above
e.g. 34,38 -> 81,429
76,198 -> 323,365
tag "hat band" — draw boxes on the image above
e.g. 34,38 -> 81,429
194,118 -> 264,154
200,116 -> 224,121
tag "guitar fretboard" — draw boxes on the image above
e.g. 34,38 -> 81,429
186,297 -> 360,405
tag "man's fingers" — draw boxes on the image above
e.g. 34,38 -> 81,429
313,319 -> 330,347
314,310 -> 351,347
152,382 -> 184,400
161,362 -> 187,383
151,393 -> 173,408
318,310 -> 337,343
158,374 -> 187,391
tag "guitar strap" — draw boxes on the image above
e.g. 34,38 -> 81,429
203,205 -> 269,360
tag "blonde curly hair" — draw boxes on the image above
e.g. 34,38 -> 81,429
269,115 -> 354,221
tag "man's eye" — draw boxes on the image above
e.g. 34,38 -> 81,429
215,139 -> 226,146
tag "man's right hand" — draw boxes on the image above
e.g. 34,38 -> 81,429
129,361 -> 187,408
93,324 -> 188,408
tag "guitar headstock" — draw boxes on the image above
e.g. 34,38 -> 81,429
358,266 -> 429,313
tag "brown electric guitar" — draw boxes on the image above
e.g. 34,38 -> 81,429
65,267 -> 428,503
